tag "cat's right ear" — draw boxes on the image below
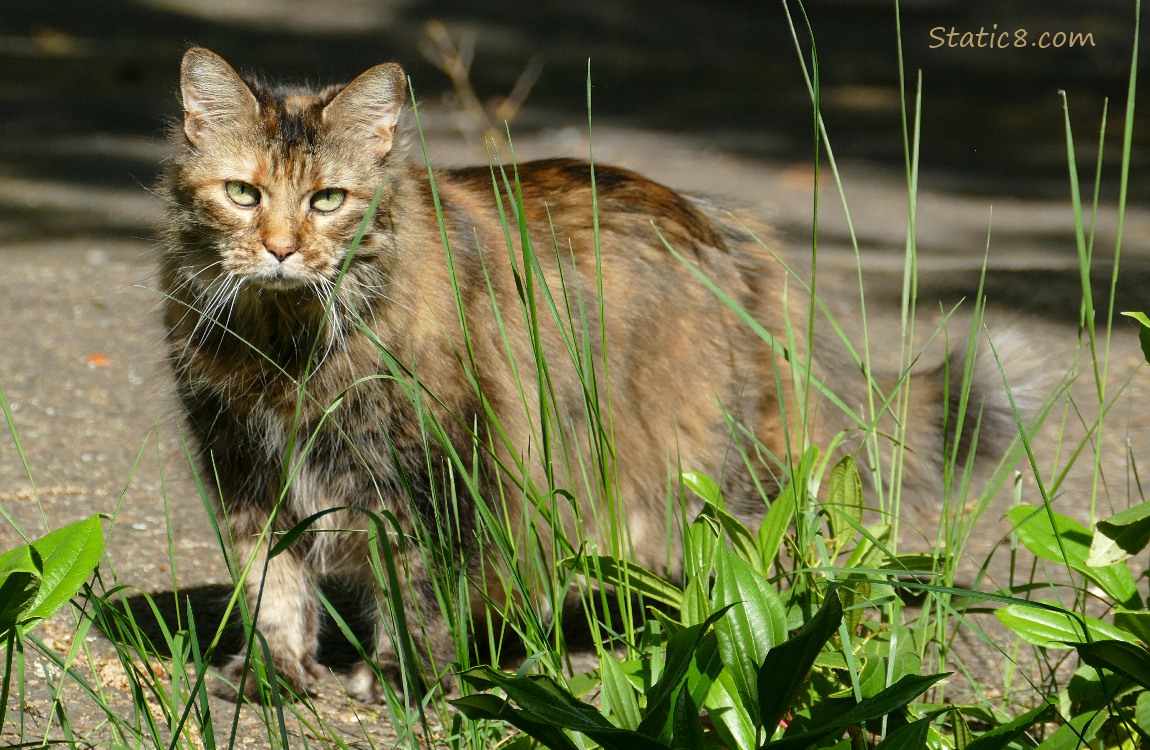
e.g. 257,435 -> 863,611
179,47 -> 259,147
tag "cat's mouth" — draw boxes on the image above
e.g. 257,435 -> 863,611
245,265 -> 314,292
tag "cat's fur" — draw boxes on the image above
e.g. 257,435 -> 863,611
160,46 -> 1019,702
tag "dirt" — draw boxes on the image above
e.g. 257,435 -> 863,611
1,1 -> 1148,746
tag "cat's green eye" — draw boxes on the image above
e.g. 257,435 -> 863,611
225,181 -> 260,207
310,188 -> 346,213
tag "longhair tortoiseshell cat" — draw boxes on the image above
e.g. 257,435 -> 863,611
160,46 -> 1020,702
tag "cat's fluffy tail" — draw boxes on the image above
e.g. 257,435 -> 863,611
947,326 -> 1046,462
899,325 -> 1048,493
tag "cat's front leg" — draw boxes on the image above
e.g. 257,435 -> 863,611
217,533 -> 326,701
340,557 -> 456,704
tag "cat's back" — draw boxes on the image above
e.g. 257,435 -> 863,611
425,157 -> 773,286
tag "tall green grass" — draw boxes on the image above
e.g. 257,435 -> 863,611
2,1 -> 1146,747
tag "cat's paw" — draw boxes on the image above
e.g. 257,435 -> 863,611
339,661 -> 387,704
213,653 -> 325,702
338,658 -> 455,705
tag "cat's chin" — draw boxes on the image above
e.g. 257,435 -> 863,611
245,271 -> 314,293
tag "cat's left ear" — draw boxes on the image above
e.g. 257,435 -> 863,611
322,63 -> 407,157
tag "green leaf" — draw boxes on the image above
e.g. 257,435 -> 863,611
1085,530 -> 1127,568
1064,663 -> 1120,709
700,502 -> 761,573
856,653 -> 888,699
1007,505 -> 1140,608
1114,608 -> 1150,643
638,605 -> 734,739
706,669 -> 757,750
1089,500 -> 1150,565
964,702 -> 1054,750
22,516 -> 104,626
873,717 -> 931,749
269,506 -> 343,557
712,545 -> 787,721
671,682 -> 706,749
758,584 -> 844,739
0,517 -> 104,637
1071,639 -> 1150,689
0,571 -> 37,636
949,707 -> 973,750
995,602 -> 1136,648
881,554 -> 937,574
500,738 -> 547,750
566,667 -> 607,701
456,667 -> 666,750
686,515 -> 719,586
838,577 -> 871,642
681,577 -> 711,628
450,692 -> 507,720
813,650 -> 848,670
1121,311 -> 1150,363
600,651 -> 642,730
1138,692 -> 1150,741
841,528 -> 891,574
758,487 -> 796,573
456,668 -> 615,733
1035,710 -> 1106,750
0,544 -> 41,637
451,693 -> 582,750
766,673 -> 948,749
0,544 -> 40,581
826,456 -> 864,542
563,555 -> 684,610
681,471 -> 722,506
686,630 -> 724,711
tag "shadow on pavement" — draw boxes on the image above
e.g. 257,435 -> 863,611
1,0 -> 1145,248
104,584 -> 376,672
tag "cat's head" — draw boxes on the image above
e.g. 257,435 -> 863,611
167,46 -> 406,292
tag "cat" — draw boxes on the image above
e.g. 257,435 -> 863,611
159,45 -> 1022,703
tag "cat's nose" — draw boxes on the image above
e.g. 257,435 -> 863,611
264,242 -> 297,262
